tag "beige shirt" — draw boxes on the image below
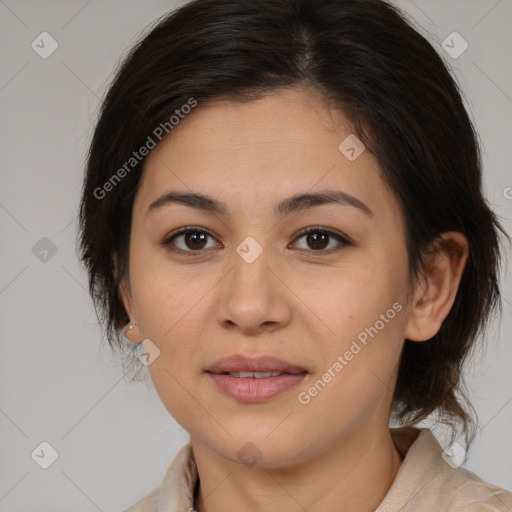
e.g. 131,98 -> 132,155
124,427 -> 512,511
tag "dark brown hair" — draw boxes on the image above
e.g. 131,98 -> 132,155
77,0 -> 508,447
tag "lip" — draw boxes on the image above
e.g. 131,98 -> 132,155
205,355 -> 308,403
205,355 -> 307,374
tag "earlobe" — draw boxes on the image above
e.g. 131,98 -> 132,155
115,256 -> 142,343
123,321 -> 142,344
404,232 -> 469,342
118,282 -> 142,343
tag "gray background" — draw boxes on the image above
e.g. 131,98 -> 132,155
0,0 -> 511,510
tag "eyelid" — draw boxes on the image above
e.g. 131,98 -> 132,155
161,225 -> 352,255
161,225 -> 220,255
292,225 -> 351,241
291,226 -> 352,252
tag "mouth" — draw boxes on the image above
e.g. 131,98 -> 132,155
205,355 -> 308,402
205,354 -> 308,375
214,370 -> 303,378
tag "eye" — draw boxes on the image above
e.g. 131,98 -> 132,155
161,227 -> 220,255
292,226 -> 351,253
161,225 -> 352,257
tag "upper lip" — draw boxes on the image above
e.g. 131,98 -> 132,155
206,355 -> 307,374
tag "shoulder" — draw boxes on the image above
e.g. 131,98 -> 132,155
378,428 -> 512,511
121,442 -> 197,512
434,461 -> 512,511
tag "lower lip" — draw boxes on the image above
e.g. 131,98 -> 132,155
206,372 -> 307,403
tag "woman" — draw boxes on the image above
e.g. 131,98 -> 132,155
77,0 -> 512,510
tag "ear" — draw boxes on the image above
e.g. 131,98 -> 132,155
114,252 -> 142,344
405,232 -> 469,342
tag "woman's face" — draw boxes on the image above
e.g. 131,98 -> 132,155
121,87 -> 415,467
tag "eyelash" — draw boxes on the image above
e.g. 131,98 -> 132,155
161,225 -> 352,257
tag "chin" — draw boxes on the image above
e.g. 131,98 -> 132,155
212,432 -> 308,469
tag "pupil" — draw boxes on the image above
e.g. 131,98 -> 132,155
187,232 -> 207,250
308,232 -> 328,250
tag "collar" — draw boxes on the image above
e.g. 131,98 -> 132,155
156,427 -> 425,511
152,427 -> 512,511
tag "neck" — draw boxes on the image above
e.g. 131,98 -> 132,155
192,425 -> 403,512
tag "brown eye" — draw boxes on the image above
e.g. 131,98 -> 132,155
305,232 -> 329,250
183,231 -> 208,250
293,227 -> 351,253
162,227 -> 219,255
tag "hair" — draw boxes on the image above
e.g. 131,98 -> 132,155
77,0 -> 508,448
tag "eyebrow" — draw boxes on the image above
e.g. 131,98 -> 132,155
146,189 -> 373,218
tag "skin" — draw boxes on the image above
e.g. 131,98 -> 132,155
119,86 -> 468,512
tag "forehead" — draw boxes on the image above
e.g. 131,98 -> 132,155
134,87 -> 401,223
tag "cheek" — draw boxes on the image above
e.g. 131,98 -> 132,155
147,364 -> 207,435
296,311 -> 405,437
306,256 -> 407,396
314,262 -> 399,339
131,251 -> 215,338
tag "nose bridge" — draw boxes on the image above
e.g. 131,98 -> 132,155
216,234 -> 291,332
230,234 -> 274,302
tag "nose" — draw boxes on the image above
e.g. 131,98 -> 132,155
215,241 -> 292,335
